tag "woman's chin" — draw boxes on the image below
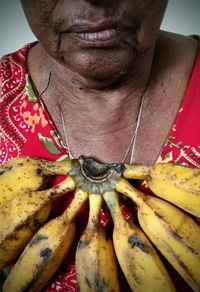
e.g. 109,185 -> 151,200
75,67 -> 129,89
64,50 -> 136,88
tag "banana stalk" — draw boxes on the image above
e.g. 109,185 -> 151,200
76,193 -> 120,292
103,190 -> 175,292
0,176 -> 76,270
3,188 -> 88,292
123,163 -> 150,179
116,178 -> 200,291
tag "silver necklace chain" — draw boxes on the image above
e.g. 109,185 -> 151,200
39,70 -> 146,163
60,92 -> 145,164
60,111 -> 74,160
123,94 -> 145,163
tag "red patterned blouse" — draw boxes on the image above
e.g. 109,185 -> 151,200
0,42 -> 200,291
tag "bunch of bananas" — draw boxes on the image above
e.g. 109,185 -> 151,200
0,155 -> 200,291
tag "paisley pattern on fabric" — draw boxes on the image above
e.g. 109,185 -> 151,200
0,42 -> 200,291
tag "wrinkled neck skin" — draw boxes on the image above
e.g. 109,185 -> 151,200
28,39 -> 156,163
30,41 -> 155,113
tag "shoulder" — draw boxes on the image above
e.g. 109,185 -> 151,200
159,30 -> 199,48
156,31 -> 199,69
150,31 -> 199,112
153,31 -> 199,88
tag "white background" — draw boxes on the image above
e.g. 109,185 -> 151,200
0,0 -> 200,57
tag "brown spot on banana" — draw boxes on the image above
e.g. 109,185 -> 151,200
20,248 -> 53,291
169,230 -> 199,255
85,276 -> 92,289
40,248 -> 53,262
94,273 -> 109,292
128,234 -> 149,253
159,240 -> 199,289
0,166 -> 12,175
40,158 -> 72,176
77,238 -> 92,249
170,230 -> 182,241
154,211 -> 165,221
29,234 -> 48,247
153,211 -> 199,256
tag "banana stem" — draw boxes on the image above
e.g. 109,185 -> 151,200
103,191 -> 124,225
63,188 -> 88,222
115,178 -> 145,207
44,176 -> 76,200
87,194 -> 103,229
40,158 -> 74,176
123,164 -> 150,180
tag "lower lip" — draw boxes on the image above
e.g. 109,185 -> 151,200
71,28 -> 120,46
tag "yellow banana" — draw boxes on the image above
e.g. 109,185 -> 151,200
103,190 -> 175,292
0,176 -> 76,270
123,162 -> 200,217
76,193 -> 120,292
0,156 -> 72,207
3,188 -> 88,292
116,178 -> 200,291
147,163 -> 200,218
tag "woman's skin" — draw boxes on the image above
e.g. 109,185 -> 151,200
17,0 -> 198,163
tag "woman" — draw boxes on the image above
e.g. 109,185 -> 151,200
0,0 -> 200,290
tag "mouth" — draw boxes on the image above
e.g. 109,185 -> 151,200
72,28 -> 119,42
64,20 -> 132,45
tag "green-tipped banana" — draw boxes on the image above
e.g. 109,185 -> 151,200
116,178 -> 200,291
76,193 -> 120,292
0,156 -> 73,207
103,190 -> 175,292
3,188 -> 88,292
123,162 -> 200,217
0,176 -> 76,270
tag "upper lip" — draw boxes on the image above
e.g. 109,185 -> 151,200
66,19 -> 130,33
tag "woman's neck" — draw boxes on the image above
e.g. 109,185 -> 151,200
27,42 -> 155,163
